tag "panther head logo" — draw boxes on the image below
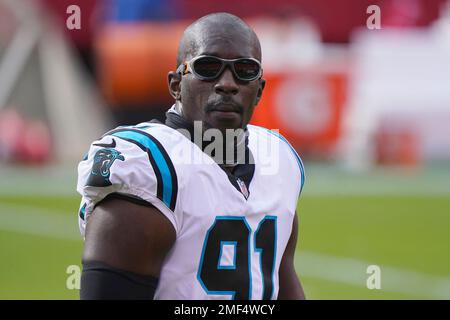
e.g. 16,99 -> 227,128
86,148 -> 125,187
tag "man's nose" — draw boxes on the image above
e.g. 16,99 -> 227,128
214,68 -> 239,95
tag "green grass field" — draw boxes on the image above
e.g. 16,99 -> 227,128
0,164 -> 449,299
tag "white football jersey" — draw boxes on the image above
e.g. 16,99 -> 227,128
77,122 -> 305,300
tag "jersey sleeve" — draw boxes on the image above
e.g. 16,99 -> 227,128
76,128 -> 179,236
269,130 -> 305,217
277,133 -> 306,198
258,127 -> 306,198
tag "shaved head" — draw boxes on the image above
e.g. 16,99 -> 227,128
168,12 -> 266,133
176,13 -> 262,67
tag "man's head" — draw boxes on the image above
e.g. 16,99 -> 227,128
168,13 -> 266,132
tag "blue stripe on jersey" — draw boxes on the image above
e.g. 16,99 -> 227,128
79,203 -> 86,220
263,129 -> 305,193
110,130 -> 175,210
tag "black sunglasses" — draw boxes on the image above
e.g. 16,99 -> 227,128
177,55 -> 263,82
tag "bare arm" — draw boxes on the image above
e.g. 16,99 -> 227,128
277,212 -> 305,300
81,195 -> 176,297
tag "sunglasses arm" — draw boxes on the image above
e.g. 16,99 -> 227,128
176,62 -> 190,76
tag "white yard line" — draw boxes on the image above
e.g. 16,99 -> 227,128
0,203 -> 80,241
1,164 -> 450,197
295,251 -> 450,299
1,202 -> 449,299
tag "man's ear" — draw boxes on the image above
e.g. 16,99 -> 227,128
254,78 -> 266,105
168,71 -> 182,101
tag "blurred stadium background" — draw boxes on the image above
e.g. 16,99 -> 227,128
0,0 -> 449,299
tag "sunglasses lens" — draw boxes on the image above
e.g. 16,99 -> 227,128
193,57 -> 223,78
234,59 -> 260,80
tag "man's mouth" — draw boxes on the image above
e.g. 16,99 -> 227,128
208,102 -> 242,114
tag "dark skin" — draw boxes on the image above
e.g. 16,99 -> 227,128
82,13 -> 305,300
278,214 -> 305,299
168,22 -> 265,132
83,197 -> 175,277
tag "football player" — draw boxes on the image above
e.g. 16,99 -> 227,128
77,12 -> 305,300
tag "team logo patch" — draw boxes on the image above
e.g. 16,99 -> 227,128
86,148 -> 125,187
